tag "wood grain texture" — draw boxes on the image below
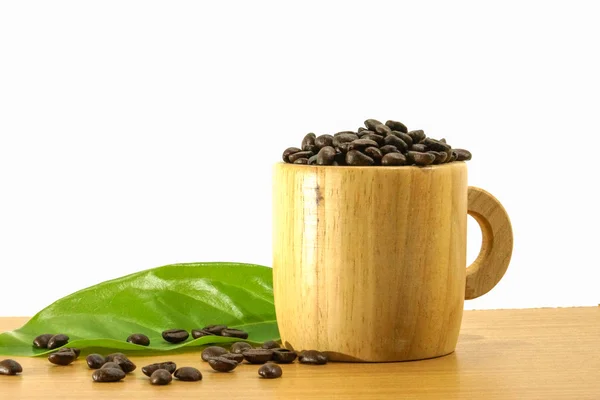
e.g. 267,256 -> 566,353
273,162 -> 471,361
2,308 -> 599,399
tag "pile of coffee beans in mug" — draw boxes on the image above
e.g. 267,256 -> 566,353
282,118 -> 472,166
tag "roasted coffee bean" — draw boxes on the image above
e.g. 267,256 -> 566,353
423,138 -> 450,152
454,149 -> 472,161
357,127 -> 367,133
390,131 -> 413,147
301,133 -> 317,152
127,333 -> 150,346
174,366 -> 202,381
332,133 -> 359,147
262,340 -> 280,349
364,119 -> 383,130
243,349 -> 274,364
346,150 -> 374,166
221,328 -> 248,339
208,357 -> 238,372
364,147 -> 383,163
231,342 -> 253,354
382,152 -> 407,166
221,353 -> 245,363
407,151 -> 436,166
308,154 -> 318,165
162,329 -> 189,344
385,120 -> 408,133
105,353 -> 125,362
33,334 -> 53,349
375,124 -> 392,135
47,334 -> 69,350
191,329 -> 214,339
337,142 -> 352,153
0,359 -> 22,375
150,369 -> 172,385
357,129 -> 374,138
407,129 -> 426,143
60,347 -> 80,358
258,362 -> 283,379
411,143 -> 427,152
361,132 -> 384,145
86,354 -> 106,369
440,138 -> 447,143
142,361 -> 177,377
288,151 -> 314,163
380,145 -> 400,155
298,350 -> 328,365
428,151 -> 446,164
113,356 -> 136,373
201,346 -> 228,361
316,146 -> 336,165
314,134 -> 334,149
92,368 -> 125,383
293,158 -> 309,164
333,130 -> 357,137
272,348 -> 297,364
334,148 -> 345,164
383,135 -> 408,152
48,349 -> 77,366
349,139 -> 378,151
282,147 -> 301,162
448,151 -> 458,162
101,362 -> 122,370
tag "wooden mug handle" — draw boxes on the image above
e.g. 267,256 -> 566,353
465,187 -> 514,300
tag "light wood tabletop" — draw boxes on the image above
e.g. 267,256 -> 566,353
1,307 -> 599,399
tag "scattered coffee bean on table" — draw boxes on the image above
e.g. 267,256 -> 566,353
0,359 -> 22,375
221,353 -> 245,363
105,353 -> 125,362
142,361 -> 177,377
86,354 -> 106,369
113,356 -> 136,373
92,368 -> 126,383
47,334 -> 69,350
201,346 -> 228,361
231,342 -> 252,354
33,334 -> 53,349
258,362 -> 283,379
261,340 -> 280,349
48,348 -> 77,366
298,350 -> 328,365
162,329 -> 189,344
174,367 -> 202,382
101,362 -> 122,370
150,369 -> 172,385
242,349 -> 274,364
127,333 -> 150,346
282,118 -> 472,167
208,357 -> 238,372
272,349 -> 297,364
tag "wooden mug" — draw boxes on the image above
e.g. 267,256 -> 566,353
272,162 -> 513,362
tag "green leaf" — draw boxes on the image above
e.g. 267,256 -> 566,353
0,262 -> 279,356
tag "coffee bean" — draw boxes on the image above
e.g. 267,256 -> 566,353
174,367 -> 202,381
262,340 -> 280,349
382,152 -> 407,166
127,333 -> 150,346
105,353 -> 125,362
333,130 -> 357,137
47,334 -> 69,350
282,147 -> 301,162
48,349 -> 77,366
86,354 -> 106,369
201,346 -> 228,361
150,369 -> 172,385
385,120 -> 408,133
357,127 -> 367,133
92,368 -> 125,383
288,151 -> 314,163
423,138 -> 450,152
439,138 -> 447,143
272,348 -> 297,364
191,329 -> 214,339
407,151 -> 435,166
380,145 -> 400,155
364,119 -> 383,130
208,357 -> 238,372
346,150 -> 374,166
301,133 -> 317,152
0,359 -> 22,375
349,139 -> 378,151
231,342 -> 253,354
337,142 -> 352,153
411,143 -> 427,152
364,147 -> 383,163
142,361 -> 177,377
221,353 -> 245,363
316,146 -> 336,165
101,362 -> 122,370
33,334 -> 53,349
448,151 -> 458,163
298,350 -> 328,365
357,129 -> 374,138
293,158 -> 309,164
221,328 -> 249,339
258,362 -> 282,379
242,349 -> 274,364
334,148 -> 345,164
113,356 -> 136,373
308,154 -> 318,165
391,131 -> 413,147
383,135 -> 408,152
454,149 -> 472,161
375,124 -> 392,135
162,329 -> 189,344
332,133 -> 359,147
428,151 -> 445,164
314,134 -> 334,149
361,132 -> 384,145
62,347 -> 80,358
407,130 -> 426,143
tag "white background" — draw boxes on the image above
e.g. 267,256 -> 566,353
1,1 -> 599,316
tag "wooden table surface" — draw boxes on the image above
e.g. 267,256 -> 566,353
1,307 -> 599,399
